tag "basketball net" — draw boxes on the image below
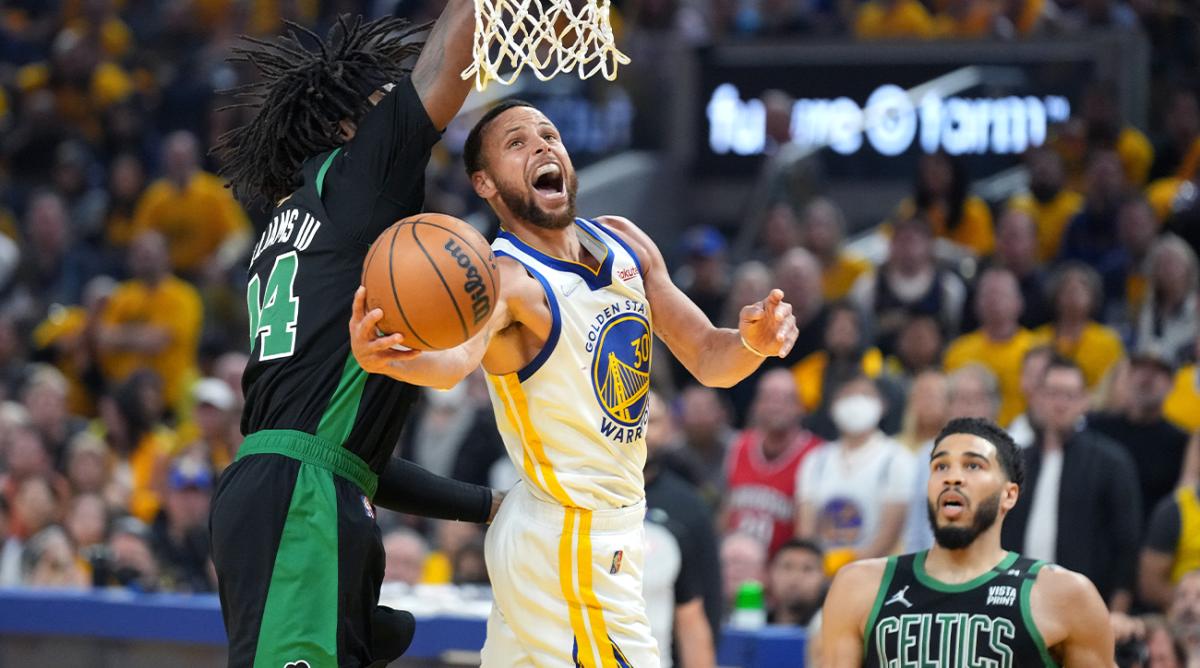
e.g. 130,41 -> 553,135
460,0 -> 630,90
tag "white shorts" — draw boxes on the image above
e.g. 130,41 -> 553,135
481,482 -> 659,668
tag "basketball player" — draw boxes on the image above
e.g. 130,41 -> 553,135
821,417 -> 1116,667
349,100 -> 799,666
208,12 -> 502,668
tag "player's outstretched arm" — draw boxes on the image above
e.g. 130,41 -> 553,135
410,0 -> 476,130
596,216 -> 799,388
374,456 -> 501,523
820,559 -> 888,668
1033,566 -> 1118,667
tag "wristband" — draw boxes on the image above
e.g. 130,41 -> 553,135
740,333 -> 770,357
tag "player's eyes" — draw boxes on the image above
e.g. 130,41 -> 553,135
508,139 -> 524,149
543,134 -> 558,142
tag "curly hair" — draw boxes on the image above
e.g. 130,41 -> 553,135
213,15 -> 429,205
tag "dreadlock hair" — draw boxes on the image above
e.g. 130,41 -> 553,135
214,14 -> 429,205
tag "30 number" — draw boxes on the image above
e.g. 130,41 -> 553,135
247,251 -> 300,360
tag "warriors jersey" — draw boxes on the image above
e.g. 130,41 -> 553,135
487,218 -> 651,510
865,551 -> 1059,667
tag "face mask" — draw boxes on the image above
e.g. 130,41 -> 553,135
831,394 -> 883,435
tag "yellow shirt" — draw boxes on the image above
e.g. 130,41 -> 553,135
823,253 -> 872,301
1006,190 -> 1085,263
896,196 -> 995,256
98,276 -> 203,408
854,0 -> 937,39
132,172 -> 250,273
129,427 -> 178,523
1035,322 -> 1125,389
1147,177 -> 1187,223
1170,486 -> 1200,583
943,328 -> 1043,425
32,306 -> 95,416
1119,126 -> 1155,187
1164,365 -> 1200,433
792,349 -> 883,412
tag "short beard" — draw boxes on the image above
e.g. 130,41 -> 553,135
497,173 -> 578,230
926,490 -> 1001,550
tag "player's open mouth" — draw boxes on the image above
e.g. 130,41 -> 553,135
939,491 -> 967,519
531,163 -> 567,204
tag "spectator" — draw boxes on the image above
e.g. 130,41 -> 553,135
1151,86 -> 1200,183
423,520 -> 483,585
102,152 -> 146,251
12,475 -> 64,545
1008,344 -> 1055,445
1091,349 -> 1189,524
1036,262 -> 1125,389
13,190 -> 99,321
1058,83 -> 1153,188
1058,149 -> 1132,302
895,370 -> 948,452
946,364 -> 1001,422
1167,569 -> 1200,663
853,0 -> 937,39
1008,146 -> 1085,263
1142,479 -> 1200,612
130,130 -> 251,278
770,247 -> 829,367
791,302 -> 883,415
1165,336 -> 1200,433
398,380 -> 506,490
0,497 -> 19,587
151,456 -> 213,592
851,216 -> 966,356
64,493 -> 108,555
673,225 -> 730,325
643,509 -> 717,668
96,230 -> 202,409
799,198 -> 870,302
766,538 -> 827,628
645,389 -> 724,636
1000,356 -> 1142,610
677,384 -> 737,494
382,527 -> 428,587
29,273 -> 114,417
1,424 -> 56,510
22,525 -> 88,588
719,531 -> 767,619
21,363 -> 87,467
64,432 -> 115,500
723,369 -> 821,556
451,536 -> 488,586
177,377 -> 240,473
944,267 -> 1040,425
96,371 -> 178,522
894,151 -> 995,256
98,517 -> 161,592
758,203 -> 801,267
1136,235 -> 1200,366
51,140 -> 106,242
1117,195 -> 1165,321
965,207 -> 1051,330
796,376 -> 914,562
885,314 -> 945,386
720,261 -> 772,330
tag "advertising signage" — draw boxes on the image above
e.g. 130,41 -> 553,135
695,43 -> 1106,179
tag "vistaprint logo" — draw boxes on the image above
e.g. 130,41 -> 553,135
284,661 -> 311,668
986,585 -> 1017,607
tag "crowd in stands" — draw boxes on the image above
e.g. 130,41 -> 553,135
2,0 -> 1200,666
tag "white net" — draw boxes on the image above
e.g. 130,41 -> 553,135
460,0 -> 630,90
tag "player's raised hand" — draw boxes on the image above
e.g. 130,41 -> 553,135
350,287 -> 422,374
737,289 -> 799,358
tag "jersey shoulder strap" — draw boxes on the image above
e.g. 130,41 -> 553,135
862,555 -> 904,656
1015,555 -> 1059,668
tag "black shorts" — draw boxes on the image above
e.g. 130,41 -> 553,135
210,430 -> 405,668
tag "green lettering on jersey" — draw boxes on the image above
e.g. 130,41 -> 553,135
248,251 -> 300,360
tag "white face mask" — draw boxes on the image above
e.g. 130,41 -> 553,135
831,394 -> 883,436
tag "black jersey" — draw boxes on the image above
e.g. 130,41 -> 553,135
864,551 -> 1059,668
240,77 -> 442,472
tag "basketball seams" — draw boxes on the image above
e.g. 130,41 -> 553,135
409,222 -> 470,344
412,219 -> 499,300
387,223 -> 434,349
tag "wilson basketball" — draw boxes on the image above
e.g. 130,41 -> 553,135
362,213 -> 499,351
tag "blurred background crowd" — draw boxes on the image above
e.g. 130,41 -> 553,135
2,0 -> 1200,666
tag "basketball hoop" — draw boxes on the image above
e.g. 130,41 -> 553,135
460,0 -> 630,90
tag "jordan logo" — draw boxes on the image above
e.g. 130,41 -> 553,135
885,586 -> 913,608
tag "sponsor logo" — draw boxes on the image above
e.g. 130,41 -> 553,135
361,495 -> 375,520
443,239 -> 493,325
617,266 -> 639,282
885,586 -> 913,609
987,585 -> 1017,607
610,550 -> 624,574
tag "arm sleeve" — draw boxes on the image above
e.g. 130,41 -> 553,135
320,77 -> 444,244
373,456 -> 493,523
1144,496 -> 1182,554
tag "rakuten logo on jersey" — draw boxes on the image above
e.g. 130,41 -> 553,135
707,83 -> 1070,158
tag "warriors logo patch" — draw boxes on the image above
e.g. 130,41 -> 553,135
590,309 -> 651,442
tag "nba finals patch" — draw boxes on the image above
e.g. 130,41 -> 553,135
361,494 -> 375,520
587,302 -> 651,444
610,550 -> 624,574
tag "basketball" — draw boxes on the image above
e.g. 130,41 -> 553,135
362,213 -> 500,351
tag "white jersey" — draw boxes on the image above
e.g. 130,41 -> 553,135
487,218 -> 651,510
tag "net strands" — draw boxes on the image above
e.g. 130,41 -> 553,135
460,0 -> 630,89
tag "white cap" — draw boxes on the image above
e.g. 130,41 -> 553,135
193,378 -> 235,411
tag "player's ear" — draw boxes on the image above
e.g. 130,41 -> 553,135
1000,481 -> 1020,512
471,171 -> 496,199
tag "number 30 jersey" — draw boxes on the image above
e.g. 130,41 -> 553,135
487,219 -> 651,510
239,78 -> 442,472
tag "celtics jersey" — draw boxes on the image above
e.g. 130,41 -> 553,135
864,551 -> 1059,668
240,78 -> 441,472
